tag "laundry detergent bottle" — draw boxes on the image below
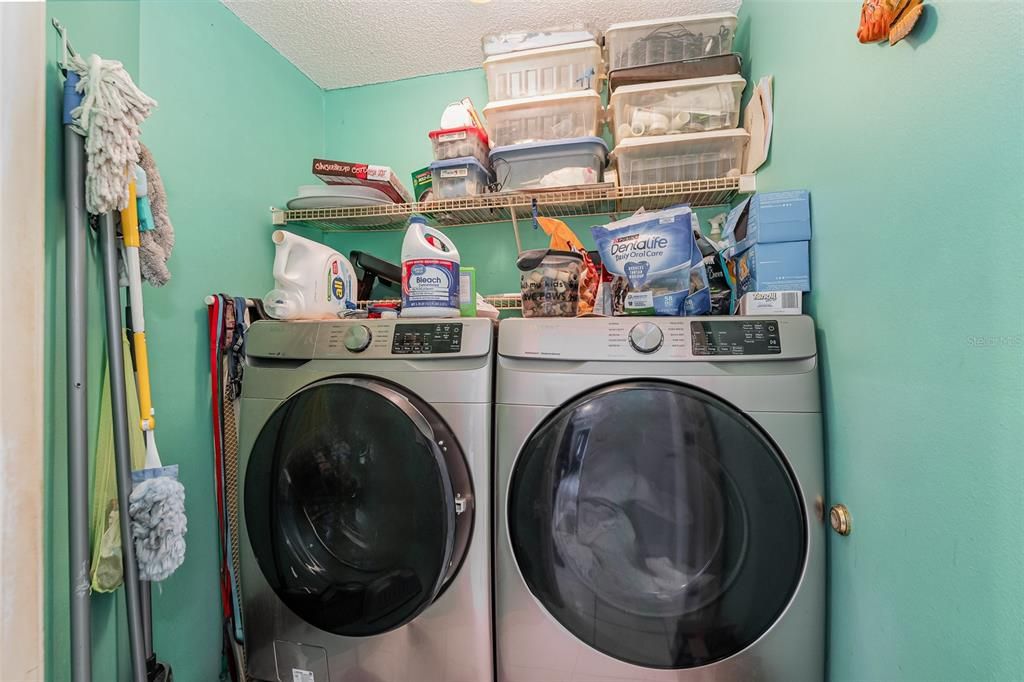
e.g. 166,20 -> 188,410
401,217 -> 460,318
264,230 -> 357,320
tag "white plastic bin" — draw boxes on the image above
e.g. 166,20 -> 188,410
429,157 -> 493,198
606,13 -> 738,70
429,126 -> 490,164
483,91 -> 603,147
609,75 -> 745,143
482,26 -> 598,57
613,130 -> 749,185
483,40 -> 603,102
490,137 -> 607,191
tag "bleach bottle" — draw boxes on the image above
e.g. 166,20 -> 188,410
401,217 -> 460,318
264,230 -> 357,320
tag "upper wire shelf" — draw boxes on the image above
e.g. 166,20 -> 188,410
272,176 -> 754,232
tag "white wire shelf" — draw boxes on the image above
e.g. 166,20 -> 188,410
357,294 -> 522,311
272,176 -> 754,232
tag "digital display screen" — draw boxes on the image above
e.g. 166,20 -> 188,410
391,323 -> 462,354
690,320 -> 781,356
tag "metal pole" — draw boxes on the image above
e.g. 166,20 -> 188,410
63,86 -> 92,682
98,213 -> 148,682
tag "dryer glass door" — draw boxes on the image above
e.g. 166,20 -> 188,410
508,380 -> 806,669
245,377 -> 472,637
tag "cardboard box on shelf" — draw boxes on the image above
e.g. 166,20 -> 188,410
724,189 -> 811,257
311,158 -> 413,204
411,166 -> 433,202
738,290 -> 803,315
734,240 -> 810,295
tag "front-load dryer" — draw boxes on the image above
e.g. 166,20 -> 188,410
239,318 -> 494,682
495,316 -> 824,681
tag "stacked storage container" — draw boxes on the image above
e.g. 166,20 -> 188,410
605,13 -> 749,185
482,36 -> 608,191
428,125 -> 493,199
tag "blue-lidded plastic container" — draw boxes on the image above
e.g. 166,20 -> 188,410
428,156 -> 493,199
489,136 -> 608,191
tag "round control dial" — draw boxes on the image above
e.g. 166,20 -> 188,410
628,322 -> 664,354
343,325 -> 372,353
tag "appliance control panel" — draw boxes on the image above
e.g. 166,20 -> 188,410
690,320 -> 781,356
391,323 -> 463,355
497,316 -> 814,362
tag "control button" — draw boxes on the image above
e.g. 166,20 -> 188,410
628,322 -> 664,354
343,325 -> 372,353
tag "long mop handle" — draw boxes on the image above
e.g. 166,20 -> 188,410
63,70 -> 92,682
99,213 -> 149,682
121,187 -> 159,671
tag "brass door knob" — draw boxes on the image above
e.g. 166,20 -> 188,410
830,504 -> 852,535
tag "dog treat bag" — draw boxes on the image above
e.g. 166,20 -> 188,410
536,217 -> 598,314
591,206 -> 709,316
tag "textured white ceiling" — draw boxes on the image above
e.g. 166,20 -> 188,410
223,0 -> 741,90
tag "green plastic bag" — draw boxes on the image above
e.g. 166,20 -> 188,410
90,332 -> 147,593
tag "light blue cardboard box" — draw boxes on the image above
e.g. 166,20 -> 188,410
723,190 -> 811,257
735,241 -> 811,294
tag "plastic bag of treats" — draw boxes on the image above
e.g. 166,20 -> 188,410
591,206 -> 709,316
517,249 -> 583,317
694,229 -> 730,315
536,217 -> 598,314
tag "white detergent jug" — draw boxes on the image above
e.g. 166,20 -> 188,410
401,217 -> 460,318
264,230 -> 357,320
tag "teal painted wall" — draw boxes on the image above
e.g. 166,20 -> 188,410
320,71 -> 724,296
44,1 -> 323,679
740,1 -> 1024,680
45,3 -> 141,679
136,3 -> 324,680
45,2 -> 1024,680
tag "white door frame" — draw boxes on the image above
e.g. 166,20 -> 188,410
0,2 -> 46,680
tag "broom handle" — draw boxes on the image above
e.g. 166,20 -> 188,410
120,183 -> 154,432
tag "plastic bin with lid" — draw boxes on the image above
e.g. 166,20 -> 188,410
610,74 -> 745,144
608,53 -> 743,92
483,91 -> 603,148
483,40 -> 603,102
482,25 -> 598,56
428,157 -> 493,199
429,126 -> 490,164
606,13 -> 738,71
613,129 -> 749,185
517,249 -> 584,318
490,136 -> 607,191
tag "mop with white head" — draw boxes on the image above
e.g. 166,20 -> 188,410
68,53 -> 156,214
69,49 -> 183,582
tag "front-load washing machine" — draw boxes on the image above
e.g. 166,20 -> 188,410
495,316 -> 824,681
238,318 -> 493,682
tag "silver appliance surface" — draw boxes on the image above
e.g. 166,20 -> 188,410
495,316 -> 825,681
239,318 -> 494,682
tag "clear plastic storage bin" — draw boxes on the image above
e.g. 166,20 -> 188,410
609,75 -> 745,143
483,91 -> 603,147
483,40 -> 603,102
428,157 -> 493,199
613,130 -> 749,185
490,136 -> 607,191
518,249 -> 583,317
606,13 -> 738,70
429,126 -> 490,164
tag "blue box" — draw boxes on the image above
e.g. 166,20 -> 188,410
723,190 -> 811,257
735,241 -> 810,295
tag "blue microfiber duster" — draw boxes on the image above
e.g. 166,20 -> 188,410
122,184 -> 187,582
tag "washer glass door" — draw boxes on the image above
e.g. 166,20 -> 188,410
245,377 -> 471,637
508,381 -> 806,669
